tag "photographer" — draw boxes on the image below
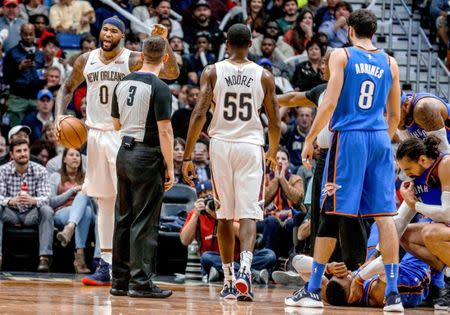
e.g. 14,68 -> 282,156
180,188 -> 277,284
4,23 -> 45,127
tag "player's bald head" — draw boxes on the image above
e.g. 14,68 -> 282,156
143,36 -> 166,65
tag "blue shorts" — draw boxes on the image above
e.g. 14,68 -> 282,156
398,256 -> 430,308
320,130 -> 396,217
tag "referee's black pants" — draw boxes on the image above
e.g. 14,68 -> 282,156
112,142 -> 165,291
310,148 -> 366,271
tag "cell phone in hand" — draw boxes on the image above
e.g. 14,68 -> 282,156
25,52 -> 35,61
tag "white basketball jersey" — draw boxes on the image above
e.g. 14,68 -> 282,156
209,60 -> 265,146
84,48 -> 132,130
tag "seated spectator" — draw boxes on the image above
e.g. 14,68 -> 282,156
180,190 -> 277,283
245,0 -> 267,36
266,0 -> 285,20
0,0 -> 26,53
319,1 -> 352,48
192,140 -> 211,191
41,36 -> 71,80
292,40 -> 324,91
22,89 -> 54,143
30,14 -> 55,50
173,137 -> 186,184
49,148 -> 94,274
125,33 -> 141,52
130,0 -> 154,40
0,138 -> 53,271
250,20 -> 295,60
30,140 -> 56,166
91,0 -> 130,39
4,23 -> 45,127
41,121 -> 61,154
276,0 -> 299,33
144,0 -> 183,39
49,0 -> 95,34
430,0 -> 449,46
259,148 -> 304,257
255,36 -> 292,79
168,36 -> 196,86
314,0 -> 339,32
313,31 -> 329,56
0,135 -> 8,165
284,8 -> 315,55
187,32 -> 216,82
68,35 -> 97,67
43,66 -> 61,90
19,0 -> 48,22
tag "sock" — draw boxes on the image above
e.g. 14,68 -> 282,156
384,263 -> 399,295
101,251 -> 112,265
239,251 -> 253,274
431,269 -> 445,289
223,262 -> 235,282
307,261 -> 326,293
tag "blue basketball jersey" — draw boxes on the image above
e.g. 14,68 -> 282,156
413,154 -> 446,206
331,47 -> 392,131
404,92 -> 450,141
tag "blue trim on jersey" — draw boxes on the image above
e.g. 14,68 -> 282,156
413,154 -> 446,206
331,47 -> 392,131
405,92 -> 450,141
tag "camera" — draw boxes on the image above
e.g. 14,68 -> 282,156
200,195 -> 216,214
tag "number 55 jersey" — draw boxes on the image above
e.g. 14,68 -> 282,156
331,47 -> 392,132
209,60 -> 265,146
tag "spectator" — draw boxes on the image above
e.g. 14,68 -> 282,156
145,0 -> 183,39
49,148 -> 94,274
0,0 -> 26,53
172,85 -> 212,139
292,40 -> 324,91
276,0 -> 299,33
8,124 -> 31,143
49,0 -> 95,34
4,23 -> 45,127
257,36 -> 292,79
173,137 -> 186,184
0,138 -> 53,272
44,66 -> 61,89
430,0 -> 449,46
124,33 -> 141,51
29,14 -> 54,50
67,34 -> 97,67
314,0 -> 339,31
284,8 -> 315,55
313,31 -> 329,56
30,140 -> 56,166
266,0 -> 285,20
187,31 -> 216,81
281,107 -> 315,171
41,121 -> 60,153
0,135 -> 8,165
41,36 -> 71,80
192,140 -> 211,191
182,0 -> 224,56
250,20 -> 295,61
180,190 -> 277,284
22,89 -> 54,143
19,0 -> 48,22
257,57 -> 294,93
260,148 -> 304,257
91,0 -> 130,38
130,0 -> 154,39
318,1 -> 352,48
245,0 -> 267,36
169,36 -> 196,86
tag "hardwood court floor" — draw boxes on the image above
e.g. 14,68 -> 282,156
0,277 -> 440,315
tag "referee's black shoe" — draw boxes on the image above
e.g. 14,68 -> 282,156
110,287 -> 128,296
128,285 -> 172,298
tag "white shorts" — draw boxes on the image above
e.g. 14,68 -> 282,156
209,138 -> 265,221
82,129 -> 121,198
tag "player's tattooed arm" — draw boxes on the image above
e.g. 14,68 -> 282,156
159,38 -> 180,80
129,51 -> 143,72
413,101 -> 445,131
55,53 -> 88,117
262,69 -> 281,170
183,65 -> 215,160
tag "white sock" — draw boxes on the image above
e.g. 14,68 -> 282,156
223,262 -> 235,282
101,251 -> 112,265
239,251 -> 253,274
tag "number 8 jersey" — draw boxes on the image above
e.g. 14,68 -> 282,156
209,60 -> 265,146
331,47 -> 392,131
84,48 -> 132,130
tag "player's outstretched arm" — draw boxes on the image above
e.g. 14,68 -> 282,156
277,92 -> 315,108
55,53 -> 88,118
262,69 -> 281,171
158,38 -> 180,80
386,56 -> 401,140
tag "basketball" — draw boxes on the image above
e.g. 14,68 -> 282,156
57,116 -> 88,149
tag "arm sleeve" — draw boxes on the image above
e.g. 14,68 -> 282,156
111,85 -> 120,118
305,83 -> 327,106
153,80 -> 172,121
415,191 -> 450,224
394,201 -> 417,236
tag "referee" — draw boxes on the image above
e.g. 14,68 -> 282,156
110,36 -> 175,298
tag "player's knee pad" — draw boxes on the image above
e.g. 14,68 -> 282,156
316,213 -> 340,238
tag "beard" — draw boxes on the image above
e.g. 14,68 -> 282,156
101,40 -> 120,52
15,157 -> 29,165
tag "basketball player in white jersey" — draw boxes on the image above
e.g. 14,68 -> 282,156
55,17 -> 179,285
182,24 -> 281,301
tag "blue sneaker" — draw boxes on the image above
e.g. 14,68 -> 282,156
220,281 -> 238,300
284,284 -> 323,308
81,259 -> 111,286
383,291 -> 404,312
235,270 -> 254,301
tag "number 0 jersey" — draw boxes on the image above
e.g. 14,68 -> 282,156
84,48 -> 132,130
209,60 -> 265,146
331,47 -> 392,131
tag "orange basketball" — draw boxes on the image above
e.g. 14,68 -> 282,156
58,117 -> 88,149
